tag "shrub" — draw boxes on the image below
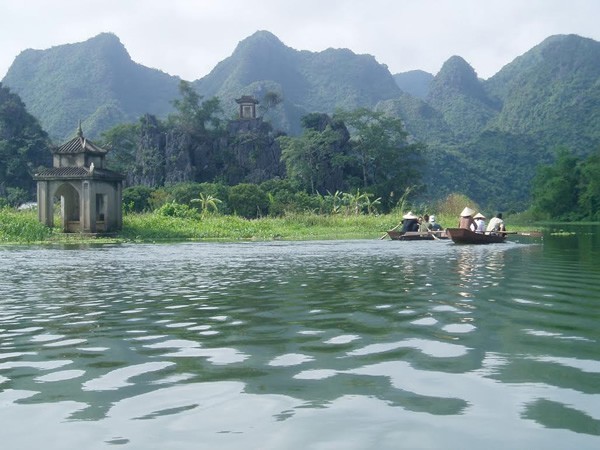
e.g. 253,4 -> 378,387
123,185 -> 155,213
229,183 -> 269,219
435,193 -> 480,217
155,201 -> 199,220
164,182 -> 204,205
0,207 -> 52,242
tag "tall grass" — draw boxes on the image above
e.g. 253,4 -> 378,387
0,207 -> 53,243
121,212 -> 407,241
3,205 -> 534,245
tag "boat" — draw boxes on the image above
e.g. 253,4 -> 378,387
446,227 -> 506,244
387,230 -> 448,241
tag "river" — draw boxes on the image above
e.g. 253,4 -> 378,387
0,225 -> 599,449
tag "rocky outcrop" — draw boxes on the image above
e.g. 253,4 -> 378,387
129,115 -> 284,187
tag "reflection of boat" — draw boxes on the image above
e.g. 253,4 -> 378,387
387,230 -> 448,241
446,228 -> 506,244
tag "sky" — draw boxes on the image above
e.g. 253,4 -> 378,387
1,0 -> 600,81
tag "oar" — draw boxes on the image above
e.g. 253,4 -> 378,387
486,230 -> 543,237
380,223 -> 402,240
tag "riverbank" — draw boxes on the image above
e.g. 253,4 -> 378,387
1,207 -> 541,244
0,208 -> 428,244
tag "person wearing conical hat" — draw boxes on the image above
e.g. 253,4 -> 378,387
458,206 -> 477,231
401,211 -> 419,232
473,212 -> 486,233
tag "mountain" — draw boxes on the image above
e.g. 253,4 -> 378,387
426,56 -> 500,140
2,33 -> 180,141
2,31 -> 600,211
484,34 -> 600,155
193,30 -> 402,134
393,70 -> 434,99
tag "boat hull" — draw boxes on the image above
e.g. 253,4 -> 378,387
387,230 -> 448,241
446,228 -> 506,244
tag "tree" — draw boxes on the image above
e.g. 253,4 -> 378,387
334,108 -> 424,210
260,91 -> 283,115
228,183 -> 269,219
122,185 -> 155,212
101,122 -> 139,175
170,80 -> 223,137
0,83 -> 51,199
530,148 -> 580,219
577,149 -> 600,220
278,113 -> 350,194
191,193 -> 222,215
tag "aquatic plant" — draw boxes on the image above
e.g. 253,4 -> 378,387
0,207 -> 53,242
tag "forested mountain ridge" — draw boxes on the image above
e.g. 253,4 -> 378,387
2,31 -> 600,210
484,34 -> 600,154
425,55 -> 500,141
2,33 -> 180,141
193,30 -> 402,134
392,70 -> 434,100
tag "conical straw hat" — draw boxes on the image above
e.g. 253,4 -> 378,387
460,207 -> 475,217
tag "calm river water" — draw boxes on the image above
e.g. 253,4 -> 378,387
1,225 -> 599,449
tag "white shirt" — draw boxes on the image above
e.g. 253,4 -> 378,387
486,217 -> 504,232
475,219 -> 485,233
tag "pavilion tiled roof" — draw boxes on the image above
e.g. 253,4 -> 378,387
34,167 -> 124,181
53,136 -> 108,155
235,95 -> 259,104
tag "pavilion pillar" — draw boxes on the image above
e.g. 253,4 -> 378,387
37,181 -> 53,227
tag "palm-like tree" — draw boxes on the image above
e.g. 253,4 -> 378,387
326,190 -> 344,214
191,193 -> 222,215
364,195 -> 382,215
342,189 -> 371,215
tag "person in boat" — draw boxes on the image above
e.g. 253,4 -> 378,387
473,213 -> 486,233
486,213 -> 506,234
401,211 -> 420,232
419,214 -> 432,232
429,215 -> 442,231
458,207 -> 477,231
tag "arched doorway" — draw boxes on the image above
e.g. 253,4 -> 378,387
54,183 -> 81,232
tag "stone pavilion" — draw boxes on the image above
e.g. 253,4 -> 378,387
235,95 -> 259,119
34,124 -> 124,233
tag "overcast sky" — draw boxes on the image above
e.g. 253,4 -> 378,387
1,0 -> 599,81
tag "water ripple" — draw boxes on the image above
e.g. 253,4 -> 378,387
1,237 -> 599,448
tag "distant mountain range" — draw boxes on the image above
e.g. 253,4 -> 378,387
3,31 -> 600,209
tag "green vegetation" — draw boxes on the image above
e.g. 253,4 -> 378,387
0,207 -> 53,243
2,33 -> 179,141
529,148 -> 600,221
3,32 -> 600,216
121,212 -> 395,241
0,205 -> 406,243
0,83 -> 51,203
2,188 -> 538,245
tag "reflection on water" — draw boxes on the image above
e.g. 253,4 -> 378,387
1,230 -> 599,449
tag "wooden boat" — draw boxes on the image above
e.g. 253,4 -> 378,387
446,228 -> 506,244
387,230 -> 448,241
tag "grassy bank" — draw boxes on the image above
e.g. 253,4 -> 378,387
0,207 -> 54,243
1,207 -> 536,244
1,208 -> 419,244
121,212 -> 405,241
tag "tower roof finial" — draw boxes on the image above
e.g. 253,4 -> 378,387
77,120 -> 83,138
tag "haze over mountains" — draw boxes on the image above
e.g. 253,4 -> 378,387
2,30 -> 600,209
